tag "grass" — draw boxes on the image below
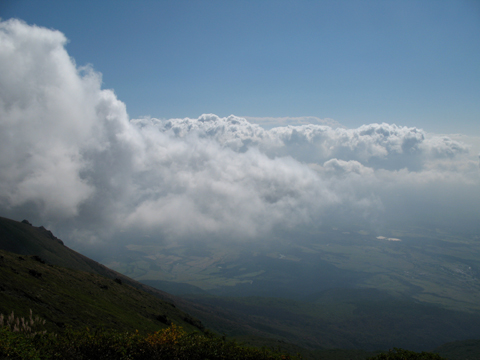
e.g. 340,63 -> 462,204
0,318 -> 301,360
0,311 -> 449,360
0,249 -> 204,335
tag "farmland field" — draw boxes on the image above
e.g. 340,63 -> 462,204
103,224 -> 480,313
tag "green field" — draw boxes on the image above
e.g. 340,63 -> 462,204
99,224 -> 480,351
103,224 -> 480,313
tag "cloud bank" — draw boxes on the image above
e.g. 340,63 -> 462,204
1,19 -> 479,248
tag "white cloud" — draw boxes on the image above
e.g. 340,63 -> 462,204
243,116 -> 343,129
0,19 -> 98,217
155,116 -> 471,172
0,19 -> 478,248
322,159 -> 374,176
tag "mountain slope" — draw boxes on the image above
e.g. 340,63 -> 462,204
0,216 -> 235,334
0,217 -> 95,273
0,249 -> 202,334
0,216 -> 196,309
0,217 -> 287,340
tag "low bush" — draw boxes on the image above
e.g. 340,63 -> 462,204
0,310 -> 297,360
0,310 -> 449,360
367,347 -> 447,360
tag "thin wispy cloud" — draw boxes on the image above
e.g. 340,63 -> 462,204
1,20 -> 479,249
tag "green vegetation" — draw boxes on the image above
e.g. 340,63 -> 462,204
0,310 -> 449,360
366,348 -> 446,359
0,249 -> 203,334
0,314 -> 299,360
0,217 -> 95,273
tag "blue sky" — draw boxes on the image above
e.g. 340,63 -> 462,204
2,0 -> 479,134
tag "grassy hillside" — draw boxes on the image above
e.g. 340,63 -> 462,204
0,217 -> 96,273
0,217 -> 220,328
0,249 -> 203,334
0,216 -> 173,292
0,217 -> 296,340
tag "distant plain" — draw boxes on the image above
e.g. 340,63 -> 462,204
100,224 -> 480,350
104,225 -> 480,312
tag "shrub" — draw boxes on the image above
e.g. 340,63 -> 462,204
0,310 -> 298,360
368,347 -> 447,360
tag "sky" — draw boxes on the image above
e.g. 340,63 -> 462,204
0,1 -> 479,252
1,0 -> 479,134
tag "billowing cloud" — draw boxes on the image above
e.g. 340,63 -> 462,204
155,116 -> 471,171
0,19 -> 98,218
0,19 -> 478,249
242,116 -> 343,129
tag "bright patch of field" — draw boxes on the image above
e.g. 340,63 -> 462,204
235,270 -> 265,279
